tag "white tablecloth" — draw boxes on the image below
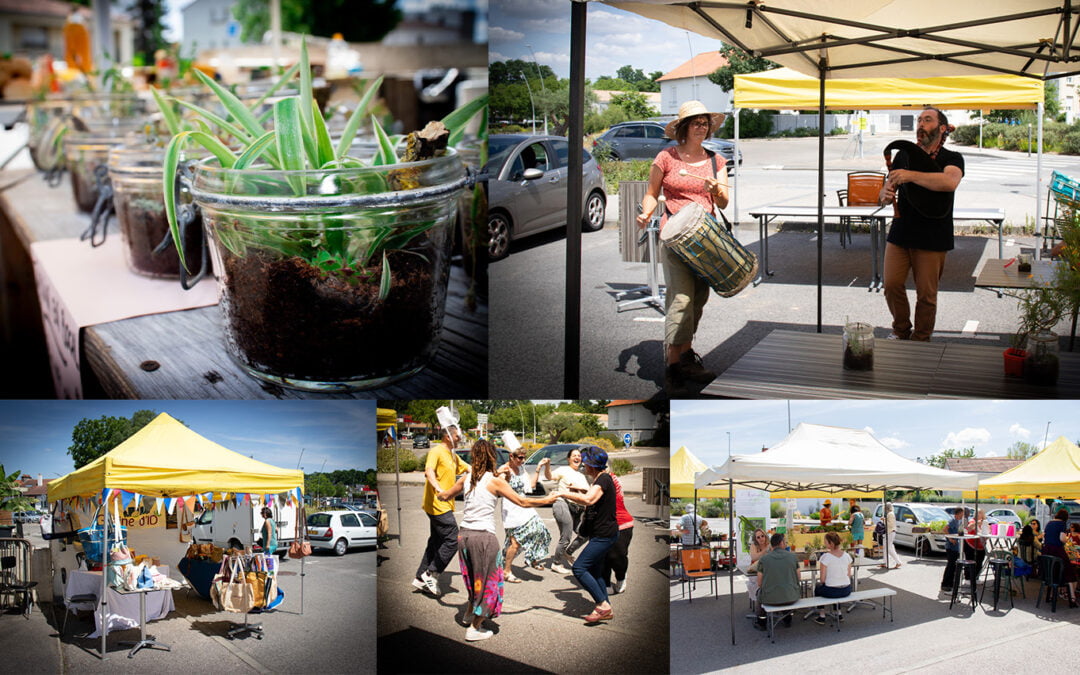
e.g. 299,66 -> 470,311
64,567 -> 175,637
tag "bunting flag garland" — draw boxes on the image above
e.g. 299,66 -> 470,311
155,497 -> 165,514
184,495 -> 197,513
293,487 -> 303,502
235,493 -> 244,507
133,492 -> 142,511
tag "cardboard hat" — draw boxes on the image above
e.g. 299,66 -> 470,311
664,100 -> 726,140
435,406 -> 459,431
501,430 -> 522,451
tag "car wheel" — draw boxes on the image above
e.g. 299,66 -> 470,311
488,211 -> 512,261
334,538 -> 348,556
582,191 -> 605,232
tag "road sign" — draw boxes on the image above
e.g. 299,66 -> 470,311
477,413 -> 488,425
623,433 -> 632,448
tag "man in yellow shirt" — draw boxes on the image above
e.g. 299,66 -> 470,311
413,424 -> 469,596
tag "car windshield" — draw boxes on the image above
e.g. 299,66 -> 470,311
307,513 -> 332,527
910,506 -> 951,523
485,136 -> 521,174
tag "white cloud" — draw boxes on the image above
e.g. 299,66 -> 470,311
984,450 -> 998,457
879,437 -> 910,451
1008,423 -> 1031,439
941,427 -> 991,450
489,26 -> 525,43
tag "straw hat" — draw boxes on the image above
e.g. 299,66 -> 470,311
664,100 -> 726,140
823,500 -> 832,506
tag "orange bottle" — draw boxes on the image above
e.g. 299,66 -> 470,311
63,11 -> 93,74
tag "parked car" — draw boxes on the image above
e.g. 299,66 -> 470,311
592,120 -> 743,169
455,446 -> 510,468
872,503 -> 954,555
306,509 -> 378,555
487,134 -> 607,262
985,508 -> 1022,532
412,435 -> 430,450
522,443 -> 592,496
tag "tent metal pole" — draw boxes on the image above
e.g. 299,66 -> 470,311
394,438 -> 402,548
733,107 -> 740,225
1035,99 -> 1044,259
816,60 -> 826,332
563,0 -> 587,397
100,494 -> 108,660
300,503 -> 306,614
729,478 -> 735,646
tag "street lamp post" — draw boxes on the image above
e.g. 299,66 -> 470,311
520,72 -> 536,135
526,44 -> 548,135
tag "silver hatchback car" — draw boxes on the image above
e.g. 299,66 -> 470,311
487,134 -> 607,261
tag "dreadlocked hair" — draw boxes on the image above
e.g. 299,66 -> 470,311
467,439 -> 498,497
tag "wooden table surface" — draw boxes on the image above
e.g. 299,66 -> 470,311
703,329 -> 1080,399
974,258 -> 1060,289
0,169 -> 487,398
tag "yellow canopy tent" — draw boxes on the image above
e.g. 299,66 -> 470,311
670,446 -> 729,499
48,412 -> 304,500
377,408 -> 397,432
734,67 -> 1043,110
965,436 -> 1080,499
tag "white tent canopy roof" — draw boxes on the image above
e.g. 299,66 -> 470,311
696,422 -> 980,493
605,1 -> 1080,81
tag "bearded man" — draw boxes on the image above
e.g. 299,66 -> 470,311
878,107 -> 965,341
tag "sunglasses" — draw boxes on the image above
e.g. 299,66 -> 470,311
512,454 -> 526,460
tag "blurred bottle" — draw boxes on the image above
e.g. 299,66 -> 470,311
325,33 -> 362,79
63,9 -> 93,74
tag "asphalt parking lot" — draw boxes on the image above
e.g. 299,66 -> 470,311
670,544 -> 1080,674
0,532 -> 376,674
377,483 -> 670,674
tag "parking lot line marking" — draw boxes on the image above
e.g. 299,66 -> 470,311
633,317 -> 664,322
961,320 -> 979,336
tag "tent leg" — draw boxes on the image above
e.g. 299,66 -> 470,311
729,479 -> 735,646
563,0 -> 587,397
100,494 -> 109,660
395,440 -> 402,548
816,60 -> 826,332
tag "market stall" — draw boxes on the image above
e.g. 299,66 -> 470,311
971,436 -> 1080,499
47,412 -> 305,659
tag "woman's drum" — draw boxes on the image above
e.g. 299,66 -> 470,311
660,202 -> 757,297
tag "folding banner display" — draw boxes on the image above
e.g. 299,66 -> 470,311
734,489 -> 769,569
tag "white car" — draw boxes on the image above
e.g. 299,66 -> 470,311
873,503 -> 955,555
306,509 -> 378,555
985,508 -> 1022,532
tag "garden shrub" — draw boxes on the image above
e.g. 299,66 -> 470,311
610,458 -> 635,476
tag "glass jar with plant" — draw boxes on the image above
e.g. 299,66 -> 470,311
842,319 -> 874,370
162,39 -> 486,392
1005,285 -> 1066,384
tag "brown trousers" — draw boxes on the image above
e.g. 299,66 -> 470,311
883,243 -> 948,341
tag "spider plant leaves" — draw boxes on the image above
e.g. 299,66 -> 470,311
311,99 -> 336,168
440,94 -> 489,147
298,37 -> 319,168
191,67 -> 265,139
273,97 -> 306,195
233,130 -> 277,170
378,253 -> 392,302
151,87 -> 183,137
175,98 -> 254,145
163,130 -> 237,272
248,62 -> 301,112
371,116 -> 398,166
334,75 -> 384,158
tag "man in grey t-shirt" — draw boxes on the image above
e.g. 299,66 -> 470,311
755,533 -> 800,630
676,505 -> 704,546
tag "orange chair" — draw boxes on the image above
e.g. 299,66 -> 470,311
838,171 -> 886,248
679,546 -> 718,602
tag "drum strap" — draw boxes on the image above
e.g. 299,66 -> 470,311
707,150 -> 733,233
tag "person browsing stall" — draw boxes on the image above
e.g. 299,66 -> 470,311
814,532 -> 853,625
848,505 -> 865,558
636,100 -> 729,394
941,507 -> 965,591
413,408 -> 469,597
879,107 -> 964,341
258,506 -> 278,559
819,500 -> 833,527
754,533 -> 800,631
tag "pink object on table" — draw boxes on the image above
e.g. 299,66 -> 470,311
990,522 -> 998,535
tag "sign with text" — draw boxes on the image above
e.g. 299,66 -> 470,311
119,511 -> 165,530
33,253 -> 82,398
734,488 -> 770,569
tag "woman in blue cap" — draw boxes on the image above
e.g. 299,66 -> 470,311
559,445 -> 618,623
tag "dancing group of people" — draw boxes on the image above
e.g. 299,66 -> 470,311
412,419 -> 635,642
637,99 -> 964,394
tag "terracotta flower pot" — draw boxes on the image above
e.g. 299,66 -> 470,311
1003,347 -> 1027,377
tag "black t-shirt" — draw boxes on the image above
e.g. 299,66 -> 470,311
580,472 -> 618,539
886,145 -> 964,252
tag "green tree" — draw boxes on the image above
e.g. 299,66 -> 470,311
232,0 -> 401,45
706,45 -> 781,92
128,0 -> 167,65
921,446 -> 977,469
540,412 -> 577,443
1006,440 -> 1040,460
610,90 -> 658,119
490,60 -> 556,87
592,76 -> 635,91
67,410 -> 171,469
616,65 -> 648,84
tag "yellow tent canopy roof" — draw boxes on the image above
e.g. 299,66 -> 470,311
670,446 -> 729,498
377,408 -> 397,432
47,412 -> 304,501
963,436 -> 1080,499
734,67 -> 1043,111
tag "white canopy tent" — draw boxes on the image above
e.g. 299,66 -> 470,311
557,2 -> 1080,392
693,422 -> 979,644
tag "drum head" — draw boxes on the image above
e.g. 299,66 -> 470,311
660,202 -> 706,242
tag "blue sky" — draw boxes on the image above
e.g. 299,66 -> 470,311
0,401 -> 375,482
490,0 -> 728,81
671,400 -> 1080,469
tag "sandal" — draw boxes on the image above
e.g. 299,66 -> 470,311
505,572 -> 522,583
584,607 -> 613,623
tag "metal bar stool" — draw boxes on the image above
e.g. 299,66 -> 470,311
949,559 -> 978,611
979,552 -> 1014,610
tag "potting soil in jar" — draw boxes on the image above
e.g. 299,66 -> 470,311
842,321 -> 875,371
63,123 -> 145,214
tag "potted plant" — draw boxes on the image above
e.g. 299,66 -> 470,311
162,39 -> 485,391
0,465 -> 34,538
803,542 -> 817,567
911,522 -> 930,534
842,319 -> 875,370
1005,285 -> 1066,384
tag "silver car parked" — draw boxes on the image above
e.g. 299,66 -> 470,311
487,134 -> 607,261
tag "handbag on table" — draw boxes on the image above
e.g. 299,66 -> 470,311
289,506 -> 312,559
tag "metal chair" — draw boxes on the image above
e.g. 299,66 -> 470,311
679,546 -> 718,602
0,554 -> 37,618
61,592 -> 98,635
948,558 -> 977,611
979,550 -> 1016,610
838,171 -> 886,248
1035,554 -> 1065,613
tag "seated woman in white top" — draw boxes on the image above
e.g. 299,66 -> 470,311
744,528 -> 770,604
439,440 -> 557,642
814,531 -> 853,625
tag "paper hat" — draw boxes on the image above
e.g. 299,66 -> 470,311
435,405 -> 459,430
501,430 -> 522,451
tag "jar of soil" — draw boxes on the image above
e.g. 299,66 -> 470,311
108,145 -> 206,279
25,98 -> 70,171
188,150 -> 467,392
842,321 -> 875,370
1025,330 -> 1059,386
63,122 -> 145,213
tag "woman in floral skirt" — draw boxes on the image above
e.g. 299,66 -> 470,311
439,439 -> 557,641
496,437 -> 553,582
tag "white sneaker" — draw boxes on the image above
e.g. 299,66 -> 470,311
421,570 -> 441,596
465,626 -> 493,641
411,577 -> 426,592
615,578 -> 627,594
550,563 -> 571,575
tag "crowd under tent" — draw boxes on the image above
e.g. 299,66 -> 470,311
47,412 -> 305,659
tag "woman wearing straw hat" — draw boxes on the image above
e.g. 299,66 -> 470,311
636,100 -> 729,394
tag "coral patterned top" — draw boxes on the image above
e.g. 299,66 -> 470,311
652,146 -> 726,229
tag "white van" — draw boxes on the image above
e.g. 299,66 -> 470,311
191,501 -> 297,554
